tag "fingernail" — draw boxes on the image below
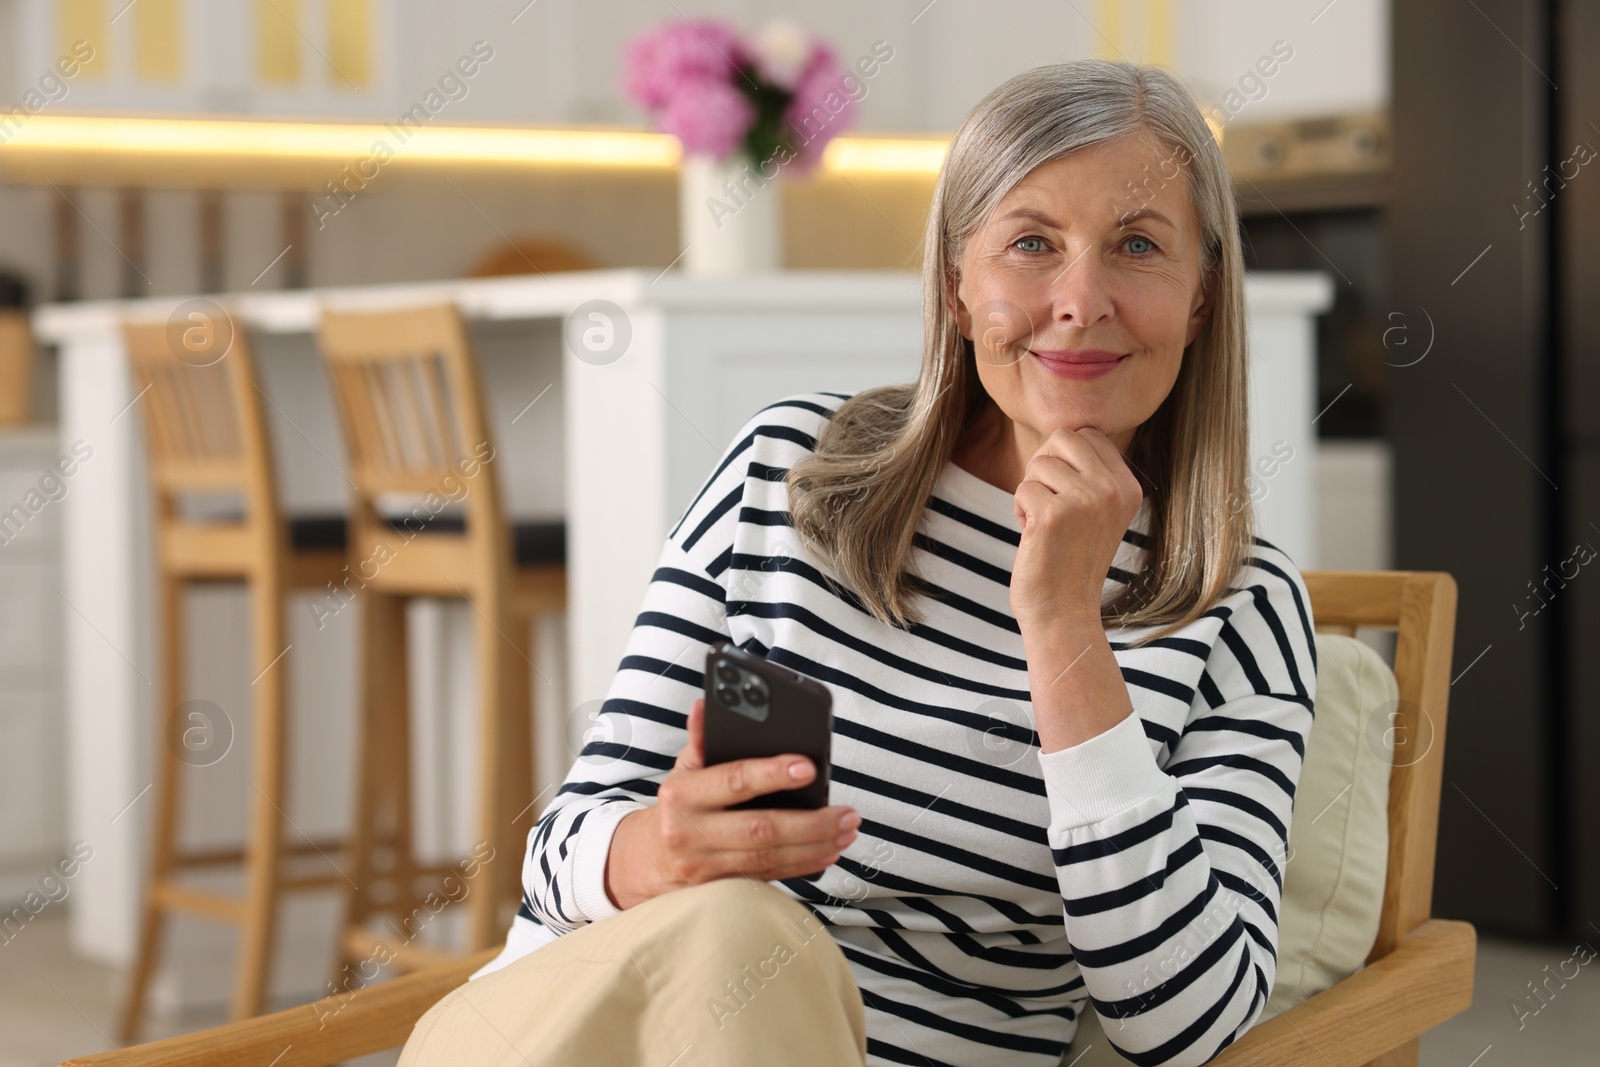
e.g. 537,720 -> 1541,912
836,830 -> 856,848
838,811 -> 860,831
788,759 -> 811,780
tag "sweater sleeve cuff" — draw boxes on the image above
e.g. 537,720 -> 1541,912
1037,711 -> 1170,832
569,800 -> 647,923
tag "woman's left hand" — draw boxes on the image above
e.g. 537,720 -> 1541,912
1010,427 -> 1143,631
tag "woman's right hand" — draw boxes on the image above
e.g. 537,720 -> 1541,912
604,697 -> 860,910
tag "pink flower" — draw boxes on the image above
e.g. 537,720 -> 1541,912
620,19 -> 743,111
782,44 -> 856,175
656,77 -> 755,160
619,16 -> 858,172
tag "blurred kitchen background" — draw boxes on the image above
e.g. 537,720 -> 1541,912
0,1 -> 1596,1065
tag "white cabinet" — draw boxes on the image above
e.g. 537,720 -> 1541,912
0,427 -> 67,900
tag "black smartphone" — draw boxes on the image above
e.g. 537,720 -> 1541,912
701,641 -> 833,813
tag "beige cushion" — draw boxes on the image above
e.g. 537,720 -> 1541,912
1063,632 -> 1396,1064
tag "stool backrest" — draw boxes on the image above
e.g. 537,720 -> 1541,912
123,312 -> 283,543
1301,571 -> 1457,966
315,304 -> 509,582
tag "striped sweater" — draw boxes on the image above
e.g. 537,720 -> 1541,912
483,391 -> 1318,1067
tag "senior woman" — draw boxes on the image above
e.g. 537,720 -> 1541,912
400,57 -> 1316,1067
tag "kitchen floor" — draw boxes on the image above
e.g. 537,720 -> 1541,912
0,910 -> 400,1067
1,910 -> 1594,1066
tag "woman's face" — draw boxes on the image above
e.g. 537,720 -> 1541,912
950,135 -> 1214,458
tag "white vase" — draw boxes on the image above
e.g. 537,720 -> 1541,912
677,152 -> 783,277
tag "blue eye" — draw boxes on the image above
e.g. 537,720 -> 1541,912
1125,235 -> 1156,255
1014,236 -> 1046,253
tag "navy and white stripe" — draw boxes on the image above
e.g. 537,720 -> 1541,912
491,391 -> 1317,1067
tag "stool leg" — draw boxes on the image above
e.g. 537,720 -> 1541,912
330,589 -> 411,990
502,611 -> 537,924
232,567 -> 289,1020
383,613 -> 421,934
117,574 -> 187,1044
468,591 -> 511,951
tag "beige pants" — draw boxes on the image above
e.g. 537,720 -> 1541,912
397,877 -> 868,1067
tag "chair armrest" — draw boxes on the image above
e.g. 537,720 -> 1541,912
59,948 -> 501,1067
1209,919 -> 1476,1066
66,921 -> 1474,1067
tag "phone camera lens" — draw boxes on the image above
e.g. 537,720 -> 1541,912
715,662 -> 740,685
715,683 -> 740,708
741,682 -> 767,707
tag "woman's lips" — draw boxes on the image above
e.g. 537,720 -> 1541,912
1030,349 -> 1130,380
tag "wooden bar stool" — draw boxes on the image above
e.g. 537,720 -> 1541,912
0,306 -> 34,426
316,303 -> 565,980
118,313 -> 349,1041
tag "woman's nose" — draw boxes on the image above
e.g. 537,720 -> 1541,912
1045,244 -> 1116,326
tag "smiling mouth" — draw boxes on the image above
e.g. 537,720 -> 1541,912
1029,350 -> 1130,365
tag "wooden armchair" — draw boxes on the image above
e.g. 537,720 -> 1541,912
61,571 -> 1472,1067
1206,570 -> 1471,1067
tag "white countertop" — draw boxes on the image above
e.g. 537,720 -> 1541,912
33,268 -> 1334,342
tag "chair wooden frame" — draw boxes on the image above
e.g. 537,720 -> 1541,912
64,571 -> 1471,1067
116,316 -> 348,1044
315,304 -> 565,988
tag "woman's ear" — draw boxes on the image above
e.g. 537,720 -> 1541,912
1185,277 -> 1216,347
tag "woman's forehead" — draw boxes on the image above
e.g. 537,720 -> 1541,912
987,158 -> 1198,236
1005,139 -> 1188,201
